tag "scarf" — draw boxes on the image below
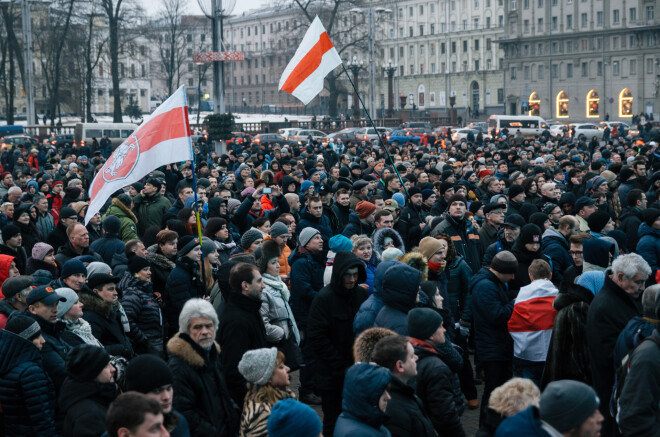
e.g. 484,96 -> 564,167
262,273 -> 290,302
63,318 -> 103,347
428,260 -> 446,273
116,303 -> 131,333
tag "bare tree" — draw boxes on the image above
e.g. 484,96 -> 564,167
157,0 -> 187,96
100,0 -> 124,122
0,3 -> 25,124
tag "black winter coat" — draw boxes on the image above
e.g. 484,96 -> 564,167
430,215 -> 482,274
217,291 -> 268,406
58,378 -> 117,437
384,376 -> 437,437
469,268 -> 514,363
0,330 -> 57,436
307,252 -> 368,391
167,333 -> 240,437
24,312 -> 71,392
165,256 -> 204,337
89,235 -> 125,265
341,212 -> 374,238
78,290 -> 134,358
120,275 -> 163,354
288,247 -> 325,329
396,205 -> 427,250
46,221 -> 68,250
619,206 -> 643,253
147,244 -> 175,297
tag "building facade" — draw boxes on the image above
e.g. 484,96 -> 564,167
498,0 -> 660,121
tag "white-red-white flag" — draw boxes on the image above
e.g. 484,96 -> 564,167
279,16 -> 342,105
84,85 -> 192,224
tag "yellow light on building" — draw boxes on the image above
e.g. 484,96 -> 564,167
528,92 -> 540,116
619,88 -> 633,118
586,90 -> 599,118
556,91 -> 569,118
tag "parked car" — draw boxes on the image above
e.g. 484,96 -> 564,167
354,127 -> 388,144
252,133 -> 286,146
548,123 -> 568,137
322,131 -> 359,146
228,132 -> 252,145
451,128 -> 480,142
387,130 -> 421,145
407,127 -> 433,137
289,129 -> 327,144
400,121 -> 432,130
569,123 -> 603,141
49,134 -> 76,148
3,134 -> 38,149
278,128 -> 301,140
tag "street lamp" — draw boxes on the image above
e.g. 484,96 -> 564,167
383,59 -> 397,118
347,55 -> 364,120
196,61 -> 204,125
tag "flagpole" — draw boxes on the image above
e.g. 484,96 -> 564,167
182,86 -> 208,296
341,64 -> 410,199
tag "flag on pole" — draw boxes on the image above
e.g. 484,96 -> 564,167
84,85 -> 192,224
279,16 -> 342,105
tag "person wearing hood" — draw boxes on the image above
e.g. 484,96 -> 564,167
619,188 -> 646,252
164,235 -> 204,337
58,344 -> 118,437
333,362 -> 393,437
372,226 -> 405,263
374,263 -> 423,335
133,178 -> 172,236
90,215 -> 125,265
407,308 -> 466,437
636,208 -> 660,282
307,251 -> 368,436
542,215 -> 579,285
0,224 -> 27,274
509,224 -> 545,295
0,314 -> 58,436
204,217 -> 236,265
581,237 -> 616,273
13,203 -> 39,255
353,259 -> 401,336
102,194 -> 139,243
351,235 -> 378,293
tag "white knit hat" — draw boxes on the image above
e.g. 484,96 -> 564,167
238,347 -> 278,385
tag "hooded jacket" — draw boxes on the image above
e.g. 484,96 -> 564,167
372,227 -> 406,263
307,252 -> 368,391
102,197 -> 139,242
0,330 -> 57,436
147,244 -> 176,296
636,222 -> 660,274
288,246 -> 325,329
353,260 -> 399,336
619,206 -> 643,252
164,256 -> 204,337
541,226 -> 574,284
334,363 -> 392,437
0,244 -> 26,275
58,377 -> 117,437
582,237 -> 615,273
494,406 -> 551,437
133,191 -> 172,235
24,312 -> 71,392
430,214 -> 482,274
120,275 -> 163,354
78,289 -> 134,359
374,263 -> 423,335
342,211 -> 375,238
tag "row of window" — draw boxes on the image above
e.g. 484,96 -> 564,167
526,89 -> 633,119
511,33 -> 657,58
398,0 -> 505,18
396,16 -> 505,38
520,7 -> 653,33
512,58 -> 656,80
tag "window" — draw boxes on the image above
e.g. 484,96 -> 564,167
409,27 -> 413,37
390,47 -> 395,58
630,7 -> 637,21
552,17 -> 558,30
538,18 -> 543,30
552,64 -> 558,78
475,0 -> 479,7
399,65 -> 404,76
475,39 -> 480,50
487,39 -> 492,50
431,63 -> 436,73
511,0 -> 517,10
410,65 -> 414,74
452,61 -> 456,72
613,36 -> 620,49
419,25 -> 424,36
587,90 -> 599,117
630,59 -> 637,75
524,44 -> 529,56
188,78 -> 193,86
419,5 -> 423,14
566,41 -> 573,53
499,16 -> 504,27
498,88 -> 504,103
431,4 -> 435,13
475,60 -> 480,71
399,28 -> 403,37
420,64 -> 424,74
648,34 -> 656,46
613,60 -> 620,76
524,65 -> 530,79
451,21 -> 456,31
511,66 -> 517,79
452,41 -> 456,53
462,20 -> 467,30
648,58 -> 654,74
597,11 -> 603,26
441,43 -> 446,54
441,23 -> 446,32
474,18 -> 479,29
567,63 -> 573,77
538,43 -> 544,55
566,14 -> 573,29
398,8 -> 403,18
524,19 -> 530,33
431,44 -> 436,55
538,0 -> 543,6
552,42 -> 558,54
431,24 -> 435,34
420,45 -> 425,55
399,46 -> 404,57
613,9 -> 620,24
597,61 -> 603,76
486,16 -> 491,28
524,0 -> 529,9
581,13 -> 587,28
463,41 -> 468,52
409,6 -> 413,15
647,6 -> 654,20
630,35 -> 637,47
487,59 -> 492,69
538,65 -> 544,78
409,45 -> 414,56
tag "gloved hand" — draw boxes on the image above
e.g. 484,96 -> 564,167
455,322 -> 469,338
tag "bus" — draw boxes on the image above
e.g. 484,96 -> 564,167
0,125 -> 25,137
74,122 -> 139,147
487,115 -> 548,138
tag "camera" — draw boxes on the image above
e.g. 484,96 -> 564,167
262,187 -> 272,194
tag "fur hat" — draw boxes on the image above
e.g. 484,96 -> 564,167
352,327 -> 397,363
257,239 -> 281,273
399,251 -> 429,281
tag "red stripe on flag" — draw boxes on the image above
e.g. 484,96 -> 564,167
89,107 -> 188,199
507,296 -> 557,332
281,32 -> 335,94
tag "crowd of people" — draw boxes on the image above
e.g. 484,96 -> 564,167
0,124 -> 658,437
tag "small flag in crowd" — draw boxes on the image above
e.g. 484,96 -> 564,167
279,15 -> 342,105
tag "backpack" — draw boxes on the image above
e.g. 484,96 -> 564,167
610,333 -> 660,419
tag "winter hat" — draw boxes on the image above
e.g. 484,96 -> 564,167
268,399 -> 322,437
201,237 -> 218,258
32,270 -> 53,286
643,208 -> 660,226
529,212 -> 550,230
1,275 -> 33,299
418,236 -> 443,260
5,314 -> 41,341
257,239 -> 281,273
422,189 -> 435,202
128,256 -> 151,275
177,235 -> 200,257
447,194 -> 467,207
241,187 -> 256,198
576,271 -> 606,295
86,262 -> 112,277
31,242 -> 54,261
60,259 -> 87,279
490,250 -> 519,274
484,202 -> 506,214
508,184 -> 525,199
439,182 -> 454,196
145,177 -> 162,191
408,186 -> 422,197
392,192 -> 406,207
2,224 -> 20,241
355,201 -> 376,219
66,344 -> 111,381
329,234 -> 353,253
102,215 -> 121,235
269,221 -> 290,239
116,193 -> 132,208
241,228 -> 264,249
298,227 -> 321,248
587,211 -> 611,234
238,347 -> 279,385
618,167 -> 635,183
606,230 -> 627,254
300,180 -> 314,194
407,308 -> 443,340
125,354 -> 173,393
469,201 -> 484,215
56,287 -> 79,319
519,224 -> 542,245
539,380 -> 600,432
382,247 -> 404,261
59,206 -> 78,220
227,198 -> 241,214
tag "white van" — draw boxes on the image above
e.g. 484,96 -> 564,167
74,123 -> 139,147
487,115 -> 548,138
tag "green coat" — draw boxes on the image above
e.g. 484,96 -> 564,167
132,192 -> 171,235
103,198 -> 139,242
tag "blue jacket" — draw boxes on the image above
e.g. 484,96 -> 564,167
165,257 -> 204,337
297,209 -> 334,246
495,406 -> 551,437
542,227 -> 574,284
636,222 -> 660,273
613,315 -> 657,371
0,330 -> 58,436
334,363 -> 392,437
469,267 -> 514,362
289,247 -> 326,329
90,235 -> 125,265
361,257 -> 377,293
353,260 -> 399,335
374,263 -> 422,335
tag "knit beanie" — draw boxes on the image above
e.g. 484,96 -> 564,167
392,192 -> 406,207
269,221 -> 290,239
128,256 -> 151,275
2,224 -> 20,241
407,308 -> 443,340
102,215 -> 121,235
469,201 -> 484,215
116,193 -> 132,208
257,239 -> 281,273
298,227 -> 321,248
5,314 -> 41,341
125,354 -> 173,393
66,344 -> 111,381
576,271 -> 606,295
32,269 -> 53,286
519,224 -> 542,245
587,211 -> 611,233
418,236 -> 443,260
490,250 -> 519,274
178,235 -> 200,257
201,237 -> 218,258
422,189 -> 435,202
329,234 -> 353,253
355,201 -> 376,219
238,347 -> 279,385
643,208 -> 660,227
56,287 -> 79,319
408,186 -> 422,197
539,380 -> 600,432
1,275 -> 33,299
60,259 -> 87,279
268,399 -> 322,437
241,228 -> 264,249
227,198 -> 241,214
508,184 -> 525,199
242,187 -> 256,198
86,262 -> 112,277
447,194 -> 467,207
59,206 -> 77,220
31,242 -> 54,261
382,247 -> 404,261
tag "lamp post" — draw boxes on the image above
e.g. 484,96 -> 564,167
347,55 -> 364,120
383,59 -> 397,118
196,62 -> 203,125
